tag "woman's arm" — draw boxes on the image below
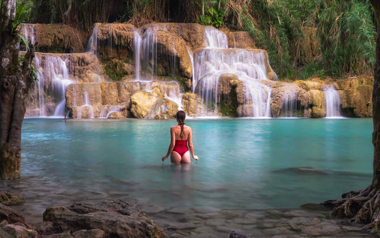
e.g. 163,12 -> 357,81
188,127 -> 199,161
162,128 -> 176,162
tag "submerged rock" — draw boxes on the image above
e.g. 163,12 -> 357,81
0,193 -> 24,206
43,200 -> 166,238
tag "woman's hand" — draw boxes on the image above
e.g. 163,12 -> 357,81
193,155 -> 199,161
162,155 -> 169,162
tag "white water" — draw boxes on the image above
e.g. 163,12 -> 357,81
204,27 -> 228,49
133,31 -> 142,80
87,26 -> 98,53
194,28 -> 272,117
281,90 -> 298,117
31,54 -> 73,117
324,86 -> 341,118
78,92 -> 94,119
22,24 -> 36,47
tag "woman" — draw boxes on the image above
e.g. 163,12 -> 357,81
162,111 -> 199,164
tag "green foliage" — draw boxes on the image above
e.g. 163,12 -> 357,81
19,56 -> 39,82
11,2 -> 29,33
198,6 -> 224,27
243,0 -> 376,79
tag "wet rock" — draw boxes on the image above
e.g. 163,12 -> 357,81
0,220 -> 8,227
43,200 -> 166,238
72,229 -> 104,238
229,231 -> 254,238
288,217 -> 321,231
181,93 -> 205,117
0,204 -> 30,228
34,221 -> 54,234
0,193 -> 25,206
301,222 -> 342,236
130,91 -> 159,118
42,231 -> 73,238
2,224 -> 37,238
107,112 -> 125,119
264,227 -> 293,236
145,99 -> 178,119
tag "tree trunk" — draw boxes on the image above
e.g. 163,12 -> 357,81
0,0 -> 35,179
323,1 -> 380,228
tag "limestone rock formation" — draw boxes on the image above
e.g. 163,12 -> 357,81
181,93 -> 205,117
130,91 -> 160,118
335,77 -> 373,117
43,200 -> 166,238
23,24 -> 86,53
225,31 -> 255,49
145,99 -> 179,119
140,23 -> 207,51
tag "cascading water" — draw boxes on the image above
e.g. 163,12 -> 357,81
87,26 -> 98,53
78,92 -> 94,119
324,86 -> 341,118
280,90 -> 298,117
133,31 -> 142,80
31,54 -> 73,117
194,38 -> 272,117
204,27 -> 228,49
22,24 -> 36,47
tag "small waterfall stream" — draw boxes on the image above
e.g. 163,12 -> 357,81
280,90 -> 298,117
324,86 -> 342,118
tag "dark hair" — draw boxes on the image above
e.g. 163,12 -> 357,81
176,110 -> 186,139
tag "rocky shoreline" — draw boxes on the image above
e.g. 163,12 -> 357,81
0,192 -> 377,238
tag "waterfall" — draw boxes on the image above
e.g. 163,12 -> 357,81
78,92 -> 94,119
204,27 -> 228,49
133,31 -> 142,80
22,24 -> 36,48
186,47 -> 196,93
87,26 -> 98,53
324,86 -> 341,118
31,54 -> 73,117
194,46 -> 272,117
280,90 -> 298,117
34,56 -> 45,116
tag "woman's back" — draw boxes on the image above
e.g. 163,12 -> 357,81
172,125 -> 191,140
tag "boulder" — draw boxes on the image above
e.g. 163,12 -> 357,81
181,93 -> 205,117
72,229 -> 105,238
2,224 -> 37,238
130,91 -> 159,118
0,204 -> 30,228
145,99 -> 179,119
107,112 -> 125,119
43,200 -> 166,238
0,193 -> 24,206
308,90 -> 326,118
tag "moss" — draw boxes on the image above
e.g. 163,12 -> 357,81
219,86 -> 238,117
103,59 -> 128,81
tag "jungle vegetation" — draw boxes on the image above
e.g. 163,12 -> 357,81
13,0 -> 377,79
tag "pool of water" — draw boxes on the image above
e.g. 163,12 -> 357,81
4,118 -> 374,222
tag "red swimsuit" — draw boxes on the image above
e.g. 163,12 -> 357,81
173,140 -> 189,157
172,123 -> 189,157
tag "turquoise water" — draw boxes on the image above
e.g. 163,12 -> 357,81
19,118 -> 373,212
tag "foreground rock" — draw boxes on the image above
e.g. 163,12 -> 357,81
0,192 -> 24,206
43,200 -> 166,238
